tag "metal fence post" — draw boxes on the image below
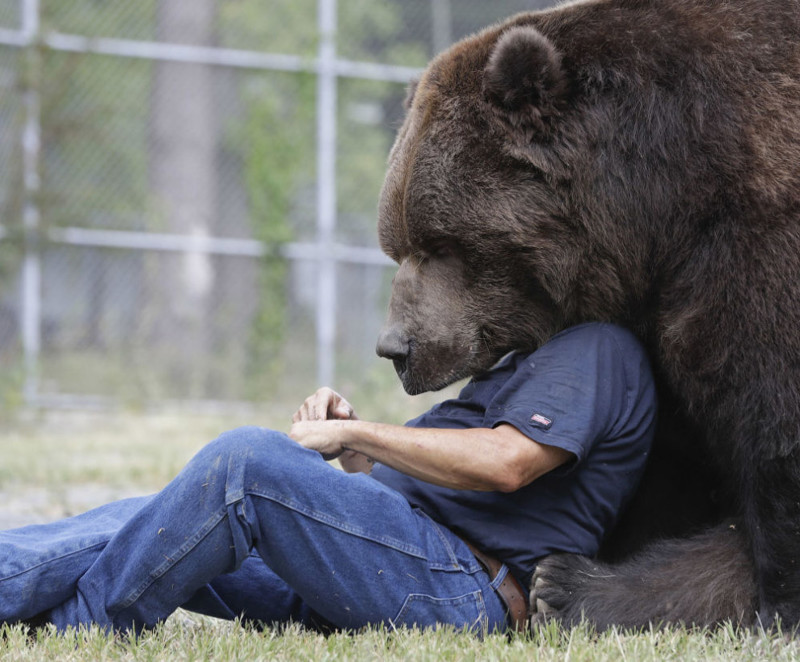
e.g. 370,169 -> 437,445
20,0 -> 41,407
316,0 -> 338,388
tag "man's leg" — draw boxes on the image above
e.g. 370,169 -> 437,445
48,427 -> 507,633
0,496 -> 150,623
0,497 -> 330,631
183,552 -> 335,631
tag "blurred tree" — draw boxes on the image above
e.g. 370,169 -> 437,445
220,0 -> 317,54
37,4 -> 154,360
39,1 -> 155,227
148,0 -> 218,397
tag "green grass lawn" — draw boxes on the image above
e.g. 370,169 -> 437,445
1,411 -> 799,660
3,614 -> 799,661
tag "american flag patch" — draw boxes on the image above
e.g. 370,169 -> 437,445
530,413 -> 553,429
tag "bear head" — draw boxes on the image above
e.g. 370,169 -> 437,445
376,17 -> 639,394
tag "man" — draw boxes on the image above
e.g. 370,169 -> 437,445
0,322 -> 655,635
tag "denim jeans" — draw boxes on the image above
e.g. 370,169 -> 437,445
0,427 -> 508,634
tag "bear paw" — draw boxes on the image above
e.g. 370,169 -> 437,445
529,553 -> 609,628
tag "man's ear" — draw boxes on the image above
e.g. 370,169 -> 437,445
483,25 -> 567,136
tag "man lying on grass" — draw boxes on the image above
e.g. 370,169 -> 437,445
0,323 -> 654,635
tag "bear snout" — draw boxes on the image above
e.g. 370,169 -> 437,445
375,327 -> 410,362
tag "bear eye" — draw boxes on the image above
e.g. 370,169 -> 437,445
427,241 -> 457,259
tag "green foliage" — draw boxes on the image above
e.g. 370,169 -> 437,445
0,48 -> 25,281
41,0 -> 157,41
219,0 -> 318,55
39,2 -> 154,231
0,353 -> 24,419
37,51 -> 152,231
338,0 -> 431,67
235,72 -> 315,398
0,222 -> 23,282
336,77 -> 408,243
335,5 -> 427,243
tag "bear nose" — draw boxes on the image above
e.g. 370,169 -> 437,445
376,327 -> 409,361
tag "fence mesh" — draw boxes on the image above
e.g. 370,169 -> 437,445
0,0 -> 554,412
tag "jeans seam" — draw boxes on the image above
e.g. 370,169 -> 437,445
249,489 -> 427,559
391,589 -> 486,630
115,507 -> 228,611
0,541 -> 108,582
427,516 -> 463,571
415,509 -> 480,573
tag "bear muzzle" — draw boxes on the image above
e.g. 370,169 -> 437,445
376,327 -> 415,384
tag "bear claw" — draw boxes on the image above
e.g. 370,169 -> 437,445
530,564 -> 559,622
529,553 -> 606,627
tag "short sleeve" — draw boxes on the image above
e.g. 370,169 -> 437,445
485,323 -> 655,468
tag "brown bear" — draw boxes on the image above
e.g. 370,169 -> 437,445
374,0 -> 800,630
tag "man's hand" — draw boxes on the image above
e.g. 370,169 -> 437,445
292,387 -> 356,423
290,388 -> 373,472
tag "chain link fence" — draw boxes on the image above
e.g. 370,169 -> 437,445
0,0 -> 553,413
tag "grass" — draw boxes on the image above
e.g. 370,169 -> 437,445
1,411 -> 800,660
3,616 -> 800,661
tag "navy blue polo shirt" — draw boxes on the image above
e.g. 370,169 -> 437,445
370,322 -> 656,587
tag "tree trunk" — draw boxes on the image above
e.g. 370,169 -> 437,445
148,0 -> 217,397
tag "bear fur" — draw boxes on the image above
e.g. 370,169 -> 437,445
375,0 -> 800,629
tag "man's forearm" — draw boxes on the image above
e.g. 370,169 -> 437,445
318,420 -> 568,492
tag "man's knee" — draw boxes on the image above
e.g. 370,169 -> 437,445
199,426 -> 290,464
190,426 -> 323,499
182,427 -> 292,501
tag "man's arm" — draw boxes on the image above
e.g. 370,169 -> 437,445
290,389 -> 572,492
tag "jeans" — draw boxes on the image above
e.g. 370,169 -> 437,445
0,427 -> 508,634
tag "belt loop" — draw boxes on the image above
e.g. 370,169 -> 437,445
458,536 -> 529,632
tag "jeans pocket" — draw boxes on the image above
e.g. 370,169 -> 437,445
392,590 -> 487,632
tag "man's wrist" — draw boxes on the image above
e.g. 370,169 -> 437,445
332,419 -> 389,465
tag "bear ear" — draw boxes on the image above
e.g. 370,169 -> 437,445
483,26 -> 567,134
